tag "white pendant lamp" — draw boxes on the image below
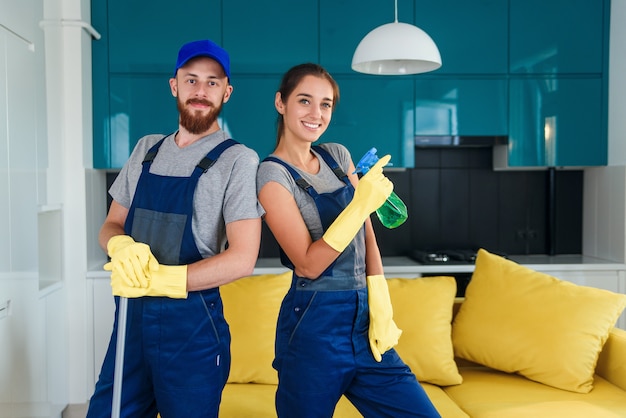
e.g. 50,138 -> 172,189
352,0 -> 442,75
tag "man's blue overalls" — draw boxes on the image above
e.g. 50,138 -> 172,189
87,137 -> 237,418
265,146 -> 440,418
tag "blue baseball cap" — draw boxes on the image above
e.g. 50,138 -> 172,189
174,39 -> 230,79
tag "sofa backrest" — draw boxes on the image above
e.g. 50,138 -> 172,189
595,327 -> 626,391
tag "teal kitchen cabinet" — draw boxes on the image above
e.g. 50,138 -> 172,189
417,0 -> 508,74
321,0 -> 507,75
92,0 -> 222,168
413,77 -> 508,137
217,74 -> 415,167
223,0 -> 318,74
92,0 -> 111,169
92,0 -> 609,169
105,75 -> 179,169
107,0 -> 222,73
323,76 -> 415,167
509,0 -> 607,74
219,75 -> 282,160
502,76 -> 606,167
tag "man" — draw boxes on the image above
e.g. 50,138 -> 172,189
87,39 -> 263,417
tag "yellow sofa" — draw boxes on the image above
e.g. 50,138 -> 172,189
218,250 -> 626,417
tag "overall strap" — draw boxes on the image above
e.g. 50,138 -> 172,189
195,139 -> 239,174
141,135 -> 239,177
312,145 -> 351,186
263,156 -> 319,198
142,136 -> 169,165
263,146 -> 351,196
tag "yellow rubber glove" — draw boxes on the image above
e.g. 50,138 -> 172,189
110,264 -> 188,299
104,235 -> 158,288
322,155 -> 393,252
367,274 -> 402,362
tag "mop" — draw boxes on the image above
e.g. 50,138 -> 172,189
111,296 -> 128,418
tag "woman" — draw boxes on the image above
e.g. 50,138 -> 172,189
256,63 -> 440,418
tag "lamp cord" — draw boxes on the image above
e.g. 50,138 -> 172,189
394,0 -> 399,23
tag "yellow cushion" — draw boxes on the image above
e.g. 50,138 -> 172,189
221,272 -> 291,384
388,276 -> 463,386
451,249 -> 626,393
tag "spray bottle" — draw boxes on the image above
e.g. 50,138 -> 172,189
354,147 -> 408,229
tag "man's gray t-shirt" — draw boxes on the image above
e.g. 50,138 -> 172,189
256,142 -> 352,241
110,130 -> 264,258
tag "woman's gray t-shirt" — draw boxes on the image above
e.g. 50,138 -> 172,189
256,142 -> 353,241
109,130 -> 264,258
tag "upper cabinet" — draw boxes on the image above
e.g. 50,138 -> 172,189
325,75 -> 415,167
499,0 -> 610,168
509,0 -> 605,75
319,0 -> 416,74
223,0 -> 318,74
92,0 -> 223,168
106,1 -> 222,74
92,0 -> 609,169
320,0 -> 508,75
499,76 -> 606,168
417,0 -> 508,74
220,75 -> 282,160
413,77 -> 508,137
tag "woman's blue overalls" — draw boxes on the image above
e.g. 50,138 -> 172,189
265,146 -> 440,418
87,137 -> 237,418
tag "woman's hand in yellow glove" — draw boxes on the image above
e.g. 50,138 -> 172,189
353,154 -> 393,208
323,155 -> 393,253
367,274 -> 402,362
104,235 -> 158,288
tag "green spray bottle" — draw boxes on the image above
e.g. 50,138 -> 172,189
354,147 -> 408,229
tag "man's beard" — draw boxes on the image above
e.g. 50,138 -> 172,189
177,97 -> 223,135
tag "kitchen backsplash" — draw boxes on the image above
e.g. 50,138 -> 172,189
106,147 -> 583,258
259,147 -> 583,258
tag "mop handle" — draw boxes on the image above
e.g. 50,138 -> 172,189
112,296 -> 128,418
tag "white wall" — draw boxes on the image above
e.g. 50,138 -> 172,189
583,0 -> 626,263
0,0 -> 69,415
0,0 -> 106,413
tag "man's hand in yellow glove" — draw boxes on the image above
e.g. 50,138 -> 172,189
104,235 -> 158,288
367,274 -> 402,362
110,262 -> 188,299
323,155 -> 393,252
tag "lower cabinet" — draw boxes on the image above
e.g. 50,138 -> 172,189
88,278 -> 116,387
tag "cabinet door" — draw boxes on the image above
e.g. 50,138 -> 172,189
224,75 -> 415,168
321,0 -> 508,75
93,0 -> 222,168
223,0 -> 318,74
414,77 -> 508,136
91,280 -> 116,386
105,75 -> 179,169
509,0 -> 606,74
507,77 -> 606,167
417,0 -> 508,74
220,75 -> 282,159
107,0 -> 222,73
325,76 -> 415,168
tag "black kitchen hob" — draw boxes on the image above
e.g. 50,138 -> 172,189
409,249 -> 507,265
409,249 -> 478,265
